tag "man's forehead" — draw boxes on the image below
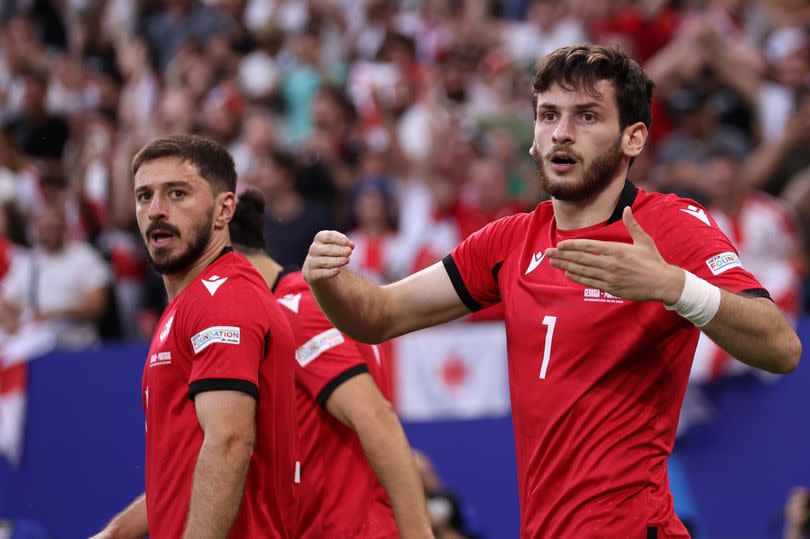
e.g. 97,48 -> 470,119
134,157 -> 201,188
536,80 -> 615,107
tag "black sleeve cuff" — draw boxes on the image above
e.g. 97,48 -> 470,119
740,288 -> 772,301
441,255 -> 482,313
315,364 -> 369,408
189,378 -> 259,401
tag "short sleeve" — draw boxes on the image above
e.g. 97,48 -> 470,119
654,198 -> 767,296
287,294 -> 368,406
185,283 -> 268,400
443,214 -> 523,311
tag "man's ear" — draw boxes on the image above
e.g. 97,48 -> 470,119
215,191 -> 236,230
623,122 -> 648,159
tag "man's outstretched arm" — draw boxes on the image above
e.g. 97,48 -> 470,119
303,230 -> 470,343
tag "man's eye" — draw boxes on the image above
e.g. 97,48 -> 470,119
137,193 -> 152,202
170,190 -> 185,198
542,112 -> 557,121
582,113 -> 596,122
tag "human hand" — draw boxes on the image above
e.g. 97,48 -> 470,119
303,230 -> 355,283
785,487 -> 810,531
546,207 -> 684,304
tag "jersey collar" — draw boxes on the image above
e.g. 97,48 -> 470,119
606,180 -> 638,225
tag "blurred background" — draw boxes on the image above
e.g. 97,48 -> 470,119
0,0 -> 809,538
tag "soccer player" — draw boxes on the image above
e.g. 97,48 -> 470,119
228,190 -> 433,539
303,44 -> 802,538
92,135 -> 299,538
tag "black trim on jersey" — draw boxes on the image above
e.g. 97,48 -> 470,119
606,180 -> 639,225
647,526 -> 658,539
270,265 -> 301,293
740,288 -> 772,301
188,378 -> 258,401
492,261 -> 504,286
442,255 -> 482,312
262,329 -> 271,364
315,364 -> 369,407
215,246 -> 234,261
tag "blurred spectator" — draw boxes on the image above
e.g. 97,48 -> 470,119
414,449 -> 481,539
256,150 -> 335,267
5,69 -> 70,176
345,176 -> 399,283
0,203 -> 110,348
783,487 -> 810,539
652,86 -> 750,201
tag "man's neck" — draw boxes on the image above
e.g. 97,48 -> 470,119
242,252 -> 283,291
163,235 -> 230,301
551,174 -> 628,230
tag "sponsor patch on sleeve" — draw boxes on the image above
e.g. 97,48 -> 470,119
706,252 -> 743,275
191,326 -> 241,354
296,328 -> 345,367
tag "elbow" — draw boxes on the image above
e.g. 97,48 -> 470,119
773,332 -> 802,374
203,431 -> 256,462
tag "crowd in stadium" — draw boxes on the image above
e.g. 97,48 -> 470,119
0,0 -> 808,345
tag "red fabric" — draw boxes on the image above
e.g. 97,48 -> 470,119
0,239 -> 11,280
448,187 -> 762,538
142,252 -> 299,538
0,363 -> 27,395
274,272 -> 398,539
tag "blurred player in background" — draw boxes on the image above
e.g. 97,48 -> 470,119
92,135 -> 298,538
229,189 -> 433,539
304,44 -> 801,538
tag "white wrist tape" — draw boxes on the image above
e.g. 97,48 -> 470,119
665,269 -> 721,327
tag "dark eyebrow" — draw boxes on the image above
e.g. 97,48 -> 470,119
537,101 -> 604,111
134,180 -> 193,195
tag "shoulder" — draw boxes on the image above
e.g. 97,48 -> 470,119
473,207 -> 535,239
185,254 -> 274,318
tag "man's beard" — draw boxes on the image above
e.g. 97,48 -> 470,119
145,212 -> 214,275
534,135 -> 624,202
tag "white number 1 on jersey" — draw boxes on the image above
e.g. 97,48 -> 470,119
540,315 -> 557,379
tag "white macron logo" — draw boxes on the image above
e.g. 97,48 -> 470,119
278,293 -> 302,313
202,275 -> 228,296
525,250 -> 545,275
159,314 -> 174,342
680,205 -> 711,226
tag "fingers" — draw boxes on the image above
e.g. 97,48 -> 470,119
314,229 -> 355,248
552,239 -> 622,256
549,256 -> 609,282
622,207 -> 654,247
303,230 -> 354,283
547,249 -> 613,270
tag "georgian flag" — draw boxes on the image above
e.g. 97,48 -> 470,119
391,322 -> 510,421
0,323 -> 58,466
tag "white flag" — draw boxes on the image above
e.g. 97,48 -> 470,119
393,322 -> 510,421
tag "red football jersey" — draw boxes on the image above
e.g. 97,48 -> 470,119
142,249 -> 299,538
444,182 -> 767,538
273,270 -> 398,539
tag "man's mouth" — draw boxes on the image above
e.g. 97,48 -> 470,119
149,230 -> 177,248
548,152 -> 578,171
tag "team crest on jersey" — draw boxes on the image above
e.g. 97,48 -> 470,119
159,314 -> 175,343
583,288 -> 624,304
149,351 -> 172,367
191,326 -> 241,354
706,252 -> 742,275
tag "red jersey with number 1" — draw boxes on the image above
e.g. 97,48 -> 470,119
443,182 -> 767,539
273,270 -> 398,539
142,250 -> 299,538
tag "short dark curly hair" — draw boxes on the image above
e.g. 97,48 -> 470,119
531,44 -> 654,130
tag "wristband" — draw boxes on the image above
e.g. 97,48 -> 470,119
664,269 -> 721,327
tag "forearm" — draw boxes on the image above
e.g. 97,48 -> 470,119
309,269 -> 392,343
739,139 -> 794,190
184,438 -> 253,538
97,493 -> 148,539
355,404 -> 433,539
699,292 -> 801,374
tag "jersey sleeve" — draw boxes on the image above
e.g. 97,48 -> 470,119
654,198 -> 768,297
442,214 -> 523,311
184,281 -> 269,400
288,294 -> 369,407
